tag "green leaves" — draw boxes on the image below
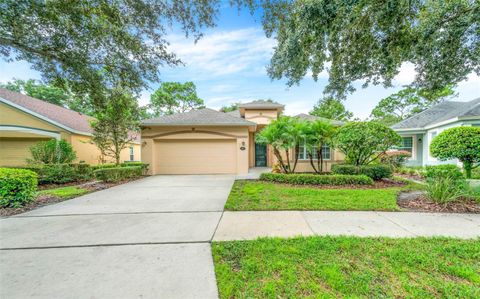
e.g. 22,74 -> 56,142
310,97 -> 353,121
149,82 -> 205,116
29,139 -> 77,164
262,0 -> 480,98
371,85 -> 457,125
430,126 -> 480,178
334,121 -> 401,166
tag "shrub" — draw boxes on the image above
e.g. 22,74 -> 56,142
260,173 -> 374,185
93,166 -> 143,182
430,126 -> 480,178
379,150 -> 411,169
0,168 -> 38,208
331,164 -> 392,180
426,177 -> 466,204
29,139 -> 77,164
333,121 -> 401,166
18,163 -> 93,184
425,165 -> 464,182
92,162 -> 149,174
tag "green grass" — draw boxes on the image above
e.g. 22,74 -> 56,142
213,236 -> 480,299
225,181 -> 405,211
37,186 -> 89,199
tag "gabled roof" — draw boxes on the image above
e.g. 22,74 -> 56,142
391,98 -> 480,130
238,100 -> 284,109
142,108 -> 256,126
0,88 -> 140,142
0,87 -> 94,135
295,113 -> 344,126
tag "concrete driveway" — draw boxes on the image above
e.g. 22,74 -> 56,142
1,175 -> 235,299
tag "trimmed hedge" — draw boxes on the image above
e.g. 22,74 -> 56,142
331,164 -> 392,180
0,168 -> 38,208
260,173 -> 374,186
93,166 -> 143,182
92,162 -> 149,174
18,163 -> 92,184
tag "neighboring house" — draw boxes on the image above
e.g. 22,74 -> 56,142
141,100 -> 345,175
391,98 -> 480,167
0,88 -> 141,166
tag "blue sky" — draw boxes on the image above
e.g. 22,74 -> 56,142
1,5 -> 478,119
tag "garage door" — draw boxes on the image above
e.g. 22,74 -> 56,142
155,139 -> 237,174
0,138 -> 52,167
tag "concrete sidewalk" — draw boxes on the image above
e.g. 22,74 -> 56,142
213,211 -> 480,241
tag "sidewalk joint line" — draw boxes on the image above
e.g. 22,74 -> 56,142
375,212 -> 418,236
0,240 -> 211,251
9,210 -> 223,218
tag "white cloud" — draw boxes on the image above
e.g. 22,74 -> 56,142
393,62 -> 417,86
166,28 -> 275,77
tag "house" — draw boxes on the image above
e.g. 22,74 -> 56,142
0,88 -> 141,166
141,100 -> 345,175
391,98 -> 480,167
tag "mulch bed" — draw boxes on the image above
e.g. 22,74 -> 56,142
1,177 -> 144,217
394,173 -> 425,182
397,192 -> 480,213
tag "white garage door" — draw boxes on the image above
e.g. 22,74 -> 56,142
155,139 -> 237,174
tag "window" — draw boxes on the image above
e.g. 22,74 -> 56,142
298,143 -> 331,160
129,147 -> 134,161
398,137 -> 413,156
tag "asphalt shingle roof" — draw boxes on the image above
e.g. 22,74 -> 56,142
0,87 -> 94,134
295,113 -> 344,126
238,100 -> 284,109
142,108 -> 256,126
0,88 -> 140,142
391,98 -> 480,130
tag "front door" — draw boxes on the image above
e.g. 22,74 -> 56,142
255,143 -> 267,167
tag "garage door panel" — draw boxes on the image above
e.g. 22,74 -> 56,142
155,139 -> 237,174
0,138 -> 52,167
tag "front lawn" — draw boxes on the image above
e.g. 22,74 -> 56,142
225,181 -> 403,211
213,236 -> 480,298
37,186 -> 90,199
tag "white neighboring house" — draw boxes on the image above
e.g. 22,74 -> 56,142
391,98 -> 480,167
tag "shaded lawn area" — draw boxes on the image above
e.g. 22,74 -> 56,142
37,186 -> 90,199
213,236 -> 480,299
225,181 -> 406,211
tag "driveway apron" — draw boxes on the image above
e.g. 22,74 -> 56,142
1,175 -> 235,299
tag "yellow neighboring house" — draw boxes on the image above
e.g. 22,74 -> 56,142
0,88 -> 141,167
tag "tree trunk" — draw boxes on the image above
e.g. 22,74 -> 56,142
292,144 -> 300,173
463,160 -> 472,179
273,147 -> 289,173
285,148 -> 291,173
308,152 -> 319,173
318,147 -> 324,173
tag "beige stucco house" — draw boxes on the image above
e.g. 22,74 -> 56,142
141,100 -> 344,175
0,88 -> 141,166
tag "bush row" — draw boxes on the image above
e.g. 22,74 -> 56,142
331,164 -> 392,180
260,173 -> 374,186
18,163 -> 93,184
93,166 -> 143,183
91,162 -> 149,174
0,168 -> 38,208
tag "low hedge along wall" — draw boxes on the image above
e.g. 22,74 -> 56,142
93,166 -> 143,183
331,164 -> 392,180
260,173 -> 374,185
0,168 -> 38,208
92,162 -> 149,174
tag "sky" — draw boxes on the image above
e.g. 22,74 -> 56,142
1,5 -> 479,119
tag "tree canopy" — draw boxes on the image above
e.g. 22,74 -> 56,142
310,97 -> 353,121
430,126 -> 480,179
334,121 -> 401,166
220,103 -> 241,113
370,85 -> 457,125
262,0 -> 480,98
0,0 -> 226,106
149,82 -> 205,116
